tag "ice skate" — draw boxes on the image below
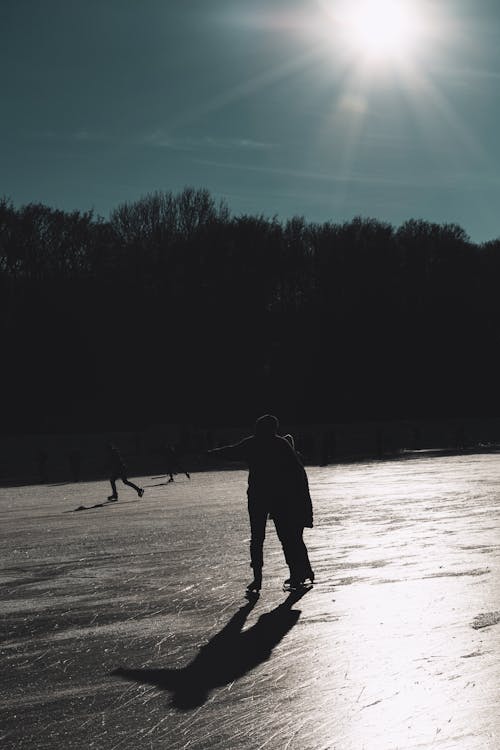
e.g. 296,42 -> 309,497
246,570 -> 262,594
283,576 -> 313,593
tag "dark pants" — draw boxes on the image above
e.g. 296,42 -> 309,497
273,516 -> 314,582
248,502 -> 268,574
248,495 -> 313,582
110,474 -> 141,497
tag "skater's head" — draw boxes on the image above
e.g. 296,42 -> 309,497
255,414 -> 279,438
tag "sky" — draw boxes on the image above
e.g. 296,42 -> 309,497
2,0 -> 500,242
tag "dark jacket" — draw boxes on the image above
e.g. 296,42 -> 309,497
212,434 -> 313,527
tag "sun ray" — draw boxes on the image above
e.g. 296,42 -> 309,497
166,47 -> 321,131
390,59 -> 487,164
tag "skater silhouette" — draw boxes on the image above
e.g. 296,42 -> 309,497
113,590 -> 306,709
208,414 -> 314,593
107,443 -> 144,501
165,443 -> 191,482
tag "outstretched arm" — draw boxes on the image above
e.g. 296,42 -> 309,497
207,437 -> 251,462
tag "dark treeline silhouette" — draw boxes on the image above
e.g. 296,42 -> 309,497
1,188 -> 499,433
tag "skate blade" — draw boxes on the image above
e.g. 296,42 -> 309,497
282,581 -> 314,593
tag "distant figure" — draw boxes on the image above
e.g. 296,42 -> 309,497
37,448 -> 48,483
165,443 -> 191,482
68,449 -> 81,482
107,444 -> 144,501
209,414 -> 314,593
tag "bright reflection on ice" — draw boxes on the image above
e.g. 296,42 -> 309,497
302,455 -> 500,749
1,453 -> 500,748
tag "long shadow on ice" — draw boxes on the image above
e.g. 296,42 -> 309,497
66,499 -> 138,512
112,590 -> 307,709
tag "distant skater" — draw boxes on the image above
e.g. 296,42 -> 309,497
209,414 -> 314,593
107,444 -> 144,501
165,443 -> 191,482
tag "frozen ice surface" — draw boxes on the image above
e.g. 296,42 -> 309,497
1,454 -> 500,749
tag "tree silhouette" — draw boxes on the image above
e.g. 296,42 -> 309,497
1,187 -> 499,431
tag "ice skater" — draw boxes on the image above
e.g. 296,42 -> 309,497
208,414 -> 314,593
165,443 -> 191,482
107,443 -> 144,501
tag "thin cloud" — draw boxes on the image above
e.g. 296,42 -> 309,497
194,157 -> 499,191
142,131 -> 276,152
29,128 -> 276,153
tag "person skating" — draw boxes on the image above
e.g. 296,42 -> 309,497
165,443 -> 191,482
208,414 -> 314,593
107,443 -> 144,501
280,432 -> 313,590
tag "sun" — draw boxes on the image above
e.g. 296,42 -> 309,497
336,0 -> 423,64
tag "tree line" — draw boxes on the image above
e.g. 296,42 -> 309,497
1,187 -> 499,433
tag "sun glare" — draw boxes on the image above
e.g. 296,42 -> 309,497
336,0 -> 423,64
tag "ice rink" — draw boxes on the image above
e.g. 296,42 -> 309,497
1,453 -> 500,749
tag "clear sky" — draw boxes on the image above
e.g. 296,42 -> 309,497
2,0 -> 500,242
